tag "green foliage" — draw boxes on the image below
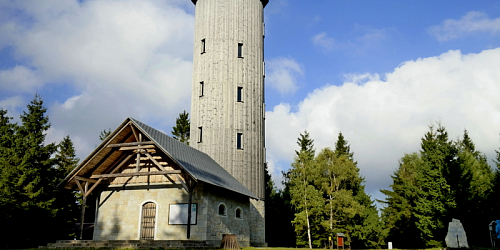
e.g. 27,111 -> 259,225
414,124 -> 456,247
265,163 -> 296,247
172,110 -> 190,144
0,95 -> 80,248
286,132 -> 383,248
382,123 -> 498,248
380,153 -> 423,248
99,128 -> 112,141
56,135 -> 80,177
290,149 -> 323,249
295,130 -> 315,159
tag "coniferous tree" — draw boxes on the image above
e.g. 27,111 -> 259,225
334,132 -> 354,162
56,135 -> 80,176
0,96 -> 82,247
265,163 -> 295,246
99,128 -> 112,141
454,130 -> 494,246
415,124 -> 456,247
381,153 -> 423,248
0,95 -> 60,247
172,110 -> 190,144
52,135 -> 81,239
492,142 -> 500,219
280,169 -> 297,247
330,133 -> 384,248
0,109 -> 20,248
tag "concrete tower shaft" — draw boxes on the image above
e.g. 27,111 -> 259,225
190,0 -> 266,200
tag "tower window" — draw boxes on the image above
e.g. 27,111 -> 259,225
237,87 -> 243,102
200,81 -> 204,97
237,133 -> 243,149
201,39 -> 206,54
198,127 -> 203,143
238,43 -> 243,58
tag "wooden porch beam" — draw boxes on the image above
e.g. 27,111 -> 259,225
75,179 -> 85,194
130,124 -> 139,142
91,170 -> 182,179
107,141 -> 155,148
119,145 -> 155,151
84,154 -> 134,197
75,176 -> 98,183
144,152 -> 167,171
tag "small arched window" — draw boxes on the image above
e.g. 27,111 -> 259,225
218,203 -> 227,216
235,207 -> 242,219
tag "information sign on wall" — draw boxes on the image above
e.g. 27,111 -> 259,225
169,203 -> 197,225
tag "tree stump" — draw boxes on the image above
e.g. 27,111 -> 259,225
220,234 -> 240,250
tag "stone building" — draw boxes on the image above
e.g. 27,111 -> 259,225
59,0 -> 268,247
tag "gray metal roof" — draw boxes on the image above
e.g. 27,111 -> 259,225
129,118 -> 257,199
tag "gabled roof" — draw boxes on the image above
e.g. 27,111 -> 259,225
60,117 -> 257,199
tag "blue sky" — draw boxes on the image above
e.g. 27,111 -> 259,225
1,0 -> 500,207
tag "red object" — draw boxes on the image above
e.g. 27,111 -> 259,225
337,236 -> 344,247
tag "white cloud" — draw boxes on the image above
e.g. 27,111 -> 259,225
266,57 -> 303,95
0,0 -> 195,158
429,11 -> 500,42
312,32 -> 335,52
266,48 -> 500,201
0,66 -> 43,93
0,96 -> 24,112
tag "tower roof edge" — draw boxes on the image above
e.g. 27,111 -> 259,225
191,0 -> 269,7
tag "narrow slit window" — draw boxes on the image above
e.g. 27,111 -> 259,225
198,127 -> 203,143
237,133 -> 243,149
237,87 -> 243,102
201,39 -> 206,54
200,81 -> 204,97
238,43 -> 243,58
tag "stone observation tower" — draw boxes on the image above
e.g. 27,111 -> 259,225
189,0 -> 268,245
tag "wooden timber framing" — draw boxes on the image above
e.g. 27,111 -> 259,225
91,170 -> 182,179
107,141 -> 155,147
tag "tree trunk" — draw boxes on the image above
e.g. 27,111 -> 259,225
306,207 -> 312,249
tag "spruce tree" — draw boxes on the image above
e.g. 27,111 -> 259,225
415,124 -> 455,247
0,109 -> 20,248
172,110 -> 190,144
334,132 -> 354,162
454,130 -> 493,246
53,135 -> 81,240
99,128 -> 112,141
380,153 -> 423,248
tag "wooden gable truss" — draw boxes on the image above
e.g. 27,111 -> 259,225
63,120 -> 197,240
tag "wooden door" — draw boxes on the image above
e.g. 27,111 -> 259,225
140,202 -> 156,240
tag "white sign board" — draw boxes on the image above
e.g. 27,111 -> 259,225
169,203 -> 197,225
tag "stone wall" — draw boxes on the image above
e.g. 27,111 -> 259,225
249,199 -> 266,246
93,182 -> 251,247
204,185 -> 251,247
